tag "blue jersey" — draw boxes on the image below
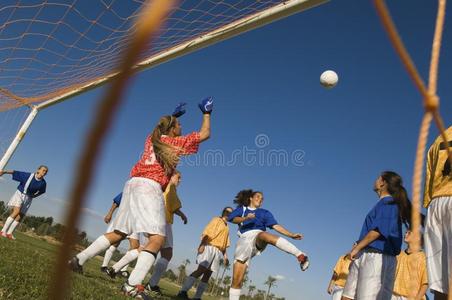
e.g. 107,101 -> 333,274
113,193 -> 122,206
358,196 -> 402,256
228,206 -> 278,234
12,171 -> 46,198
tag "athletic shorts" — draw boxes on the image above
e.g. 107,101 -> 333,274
105,222 -> 138,240
424,196 -> 452,294
111,177 -> 166,237
234,230 -> 266,265
8,190 -> 32,214
342,250 -> 396,300
332,285 -> 344,300
137,224 -> 173,248
196,245 -> 223,273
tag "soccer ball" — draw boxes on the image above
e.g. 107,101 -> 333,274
320,70 -> 338,89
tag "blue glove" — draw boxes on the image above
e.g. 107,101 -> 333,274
198,96 -> 213,114
172,102 -> 187,118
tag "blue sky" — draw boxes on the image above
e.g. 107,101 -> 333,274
1,1 -> 452,299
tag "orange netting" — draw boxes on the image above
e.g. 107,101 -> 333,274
374,1 -> 451,298
0,0 -> 302,112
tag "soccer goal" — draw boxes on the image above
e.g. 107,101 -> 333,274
0,0 -> 327,170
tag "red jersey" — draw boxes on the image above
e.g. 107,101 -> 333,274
130,132 -> 200,188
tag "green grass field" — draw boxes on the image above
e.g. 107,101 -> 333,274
0,232 -> 223,299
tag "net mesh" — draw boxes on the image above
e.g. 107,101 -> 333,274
0,0 -> 300,111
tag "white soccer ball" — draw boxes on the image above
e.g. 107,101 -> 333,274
320,70 -> 338,89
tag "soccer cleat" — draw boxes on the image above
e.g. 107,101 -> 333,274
100,266 -> 108,273
1,232 -> 7,238
298,253 -> 309,271
68,257 -> 83,274
122,282 -> 153,299
145,284 -> 163,296
6,234 -> 15,240
176,291 -> 189,299
105,267 -> 118,279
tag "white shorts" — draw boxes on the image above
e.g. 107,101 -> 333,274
106,220 -> 139,240
111,177 -> 166,237
234,230 -> 266,265
8,190 -> 32,214
424,196 -> 452,294
196,245 -> 223,273
342,251 -> 396,300
136,223 -> 173,248
332,285 -> 344,300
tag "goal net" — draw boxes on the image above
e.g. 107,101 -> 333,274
0,0 -> 326,166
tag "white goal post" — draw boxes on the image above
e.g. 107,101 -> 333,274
0,0 -> 327,170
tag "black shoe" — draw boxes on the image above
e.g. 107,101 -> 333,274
68,257 -> 83,274
145,284 -> 163,296
100,266 -> 108,273
176,291 -> 189,299
106,267 -> 117,279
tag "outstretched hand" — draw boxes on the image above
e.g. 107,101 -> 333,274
291,233 -> 303,240
172,102 -> 187,118
198,96 -> 213,114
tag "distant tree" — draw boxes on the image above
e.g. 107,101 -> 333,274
0,201 -> 6,216
248,285 -> 256,298
264,276 -> 277,300
36,223 -> 50,236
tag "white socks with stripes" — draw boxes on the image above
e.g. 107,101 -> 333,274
113,249 -> 139,272
76,235 -> 110,265
275,237 -> 303,257
102,245 -> 117,267
128,251 -> 156,286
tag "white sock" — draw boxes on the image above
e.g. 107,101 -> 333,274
148,257 -> 169,287
113,249 -> 139,272
76,235 -> 110,265
181,276 -> 196,292
120,263 -> 129,272
1,216 -> 15,233
229,288 -> 241,300
102,245 -> 117,267
194,281 -> 208,299
128,251 -> 156,286
275,237 -> 303,257
6,220 -> 19,235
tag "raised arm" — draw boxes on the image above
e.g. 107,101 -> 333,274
198,97 -> 213,142
199,114 -> 211,142
272,224 -> 303,240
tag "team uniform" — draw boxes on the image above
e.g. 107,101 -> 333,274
330,255 -> 352,300
391,250 -> 428,300
178,215 -> 231,299
111,132 -> 200,238
228,206 -> 277,265
7,171 -> 46,214
342,196 -> 402,300
196,216 -> 231,273
423,126 -> 452,294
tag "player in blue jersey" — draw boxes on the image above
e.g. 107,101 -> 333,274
0,165 -> 48,239
227,189 -> 309,300
341,171 -> 413,300
100,193 -> 139,277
